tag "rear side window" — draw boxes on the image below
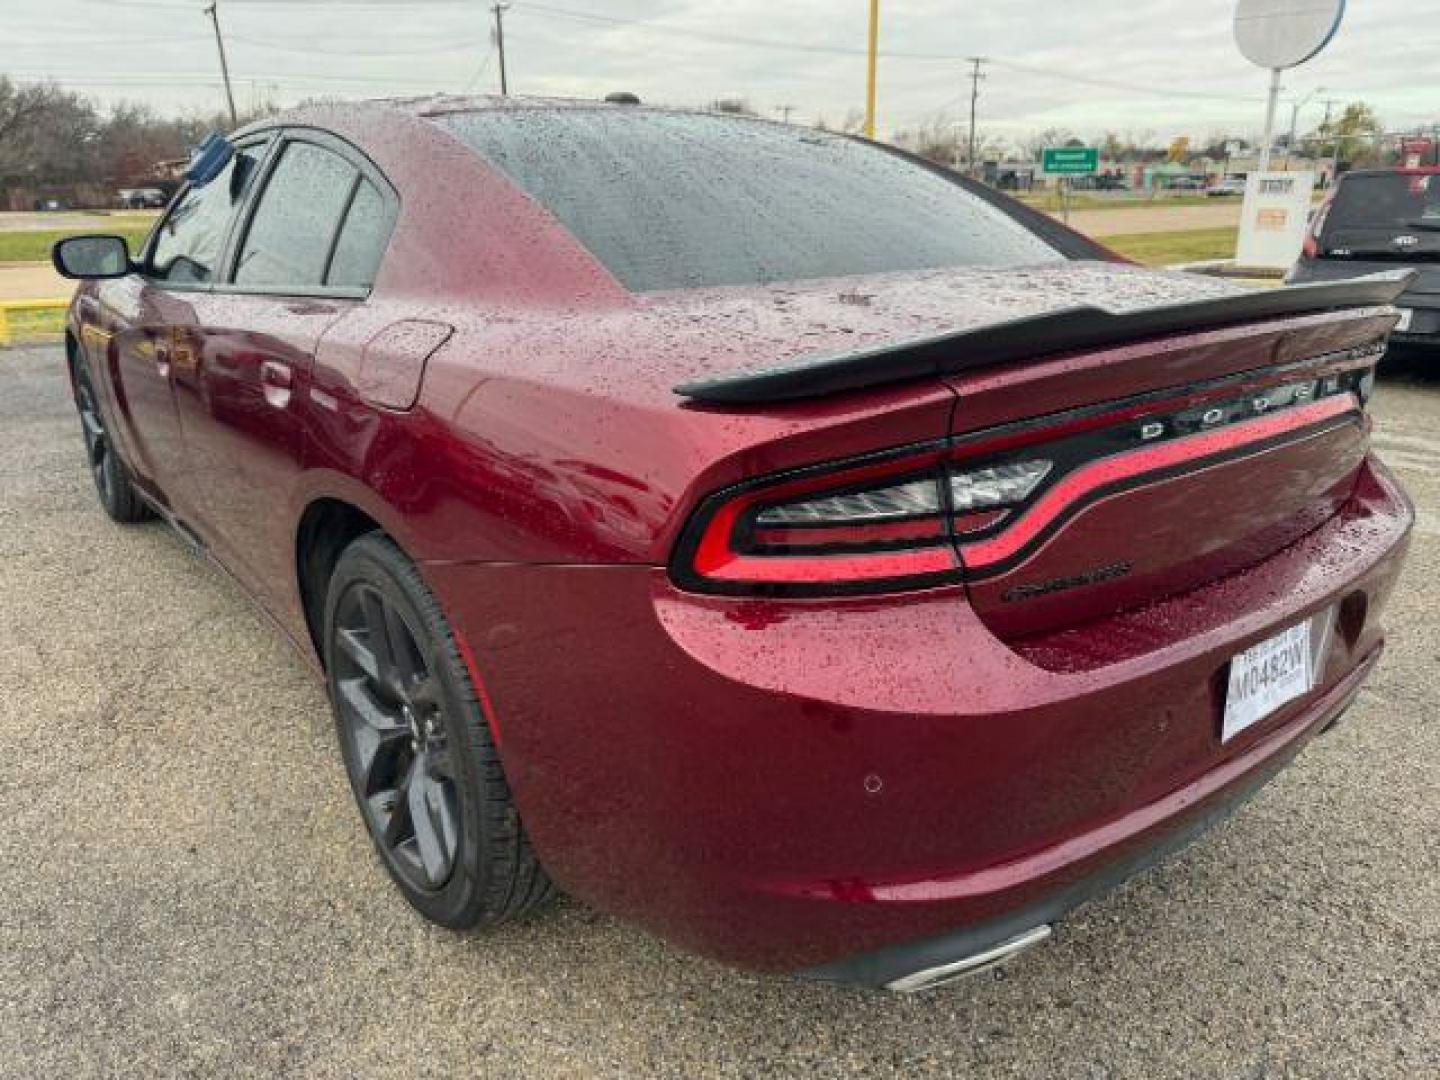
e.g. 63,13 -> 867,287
328,179 -> 392,289
148,142 -> 266,285
432,109 -> 1063,292
236,141 -> 357,288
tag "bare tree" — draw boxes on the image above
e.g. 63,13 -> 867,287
1021,127 -> 1077,161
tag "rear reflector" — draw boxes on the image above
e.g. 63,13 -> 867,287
671,360 -> 1375,596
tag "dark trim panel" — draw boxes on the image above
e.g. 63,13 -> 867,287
674,271 -> 1413,404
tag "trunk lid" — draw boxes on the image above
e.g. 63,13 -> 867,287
656,262 -> 1398,607
942,311 -> 1387,640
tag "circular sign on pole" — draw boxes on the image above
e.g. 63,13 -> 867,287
1235,0 -> 1345,172
1234,0 -> 1346,70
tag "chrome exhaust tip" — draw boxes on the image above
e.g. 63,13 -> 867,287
884,925 -> 1052,993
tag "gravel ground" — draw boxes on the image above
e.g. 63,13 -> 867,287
1,343 -> 1436,1079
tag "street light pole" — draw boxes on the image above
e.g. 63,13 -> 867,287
1283,87 -> 1321,170
203,1 -> 238,126
1258,67 -> 1281,172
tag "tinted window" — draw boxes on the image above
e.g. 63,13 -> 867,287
433,110 -> 1062,292
148,142 -> 266,284
236,141 -> 356,288
1329,173 -> 1440,229
327,179 -> 392,289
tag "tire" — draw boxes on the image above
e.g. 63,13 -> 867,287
323,532 -> 555,928
71,352 -> 152,524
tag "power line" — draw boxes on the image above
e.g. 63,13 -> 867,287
985,58 -> 1262,104
509,2 -> 1267,104
226,33 -> 480,56
6,69 -> 445,89
462,45 -> 496,94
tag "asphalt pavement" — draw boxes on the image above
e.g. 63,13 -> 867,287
1,343 -> 1436,1078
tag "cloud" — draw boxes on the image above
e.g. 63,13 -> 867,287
3,0 -> 1433,139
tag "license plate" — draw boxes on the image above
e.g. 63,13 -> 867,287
1221,611 -> 1333,743
1395,307 -> 1414,332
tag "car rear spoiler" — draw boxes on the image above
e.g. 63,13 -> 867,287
674,271 -> 1414,405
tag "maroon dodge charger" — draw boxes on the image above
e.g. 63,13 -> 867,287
54,97 -> 1413,990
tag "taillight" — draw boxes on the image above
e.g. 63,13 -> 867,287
1303,197 -> 1333,258
672,446 -> 1053,596
671,357 -> 1376,597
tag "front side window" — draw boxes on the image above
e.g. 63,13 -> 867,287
148,141 -> 267,285
432,109 -> 1064,292
235,141 -> 358,288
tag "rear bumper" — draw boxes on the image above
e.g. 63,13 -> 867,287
422,455 -> 1412,978
802,647 -> 1375,989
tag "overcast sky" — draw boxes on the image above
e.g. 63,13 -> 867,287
4,0 -> 1435,144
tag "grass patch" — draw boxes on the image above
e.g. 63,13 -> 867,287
1102,227 -> 1238,267
0,221 -> 155,263
1,304 -> 66,343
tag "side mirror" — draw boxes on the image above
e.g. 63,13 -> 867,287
52,235 -> 132,280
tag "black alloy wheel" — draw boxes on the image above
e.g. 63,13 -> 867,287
332,580 -> 461,892
71,354 -> 151,523
324,534 -> 555,927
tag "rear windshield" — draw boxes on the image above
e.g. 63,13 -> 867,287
1326,173 -> 1440,235
432,109 -> 1064,292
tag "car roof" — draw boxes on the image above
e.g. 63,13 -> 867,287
256,93 -> 782,132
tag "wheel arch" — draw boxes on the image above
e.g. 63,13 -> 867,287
294,497 -> 387,665
63,329 -> 83,391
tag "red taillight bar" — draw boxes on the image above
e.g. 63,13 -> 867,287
671,364 -> 1371,597
958,394 -> 1356,572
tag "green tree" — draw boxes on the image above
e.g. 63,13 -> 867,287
1313,102 -> 1385,166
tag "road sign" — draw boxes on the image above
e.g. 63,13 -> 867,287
1041,147 -> 1099,175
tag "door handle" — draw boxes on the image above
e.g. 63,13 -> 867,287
260,360 -> 293,409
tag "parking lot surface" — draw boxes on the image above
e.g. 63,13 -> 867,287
1,343 -> 1436,1078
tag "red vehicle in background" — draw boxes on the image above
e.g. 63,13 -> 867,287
53,98 -> 1412,991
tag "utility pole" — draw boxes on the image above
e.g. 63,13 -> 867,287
864,0 -> 879,138
202,1 -> 238,126
965,57 -> 987,176
775,105 -> 795,124
492,3 -> 510,97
